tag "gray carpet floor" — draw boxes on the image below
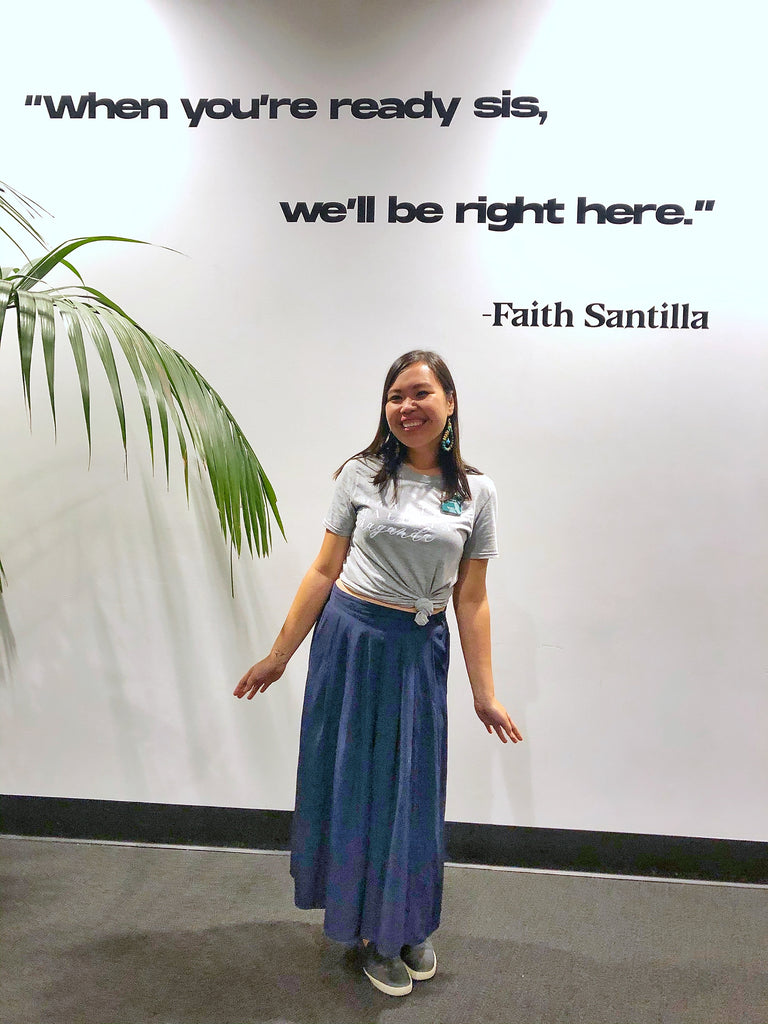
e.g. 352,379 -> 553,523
1,836 -> 766,1024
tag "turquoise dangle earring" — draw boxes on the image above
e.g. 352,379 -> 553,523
441,417 -> 454,452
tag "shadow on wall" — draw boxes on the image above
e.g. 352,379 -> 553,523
176,0 -> 553,77
498,602 -> 538,826
0,425 -> 289,800
0,595 -> 17,684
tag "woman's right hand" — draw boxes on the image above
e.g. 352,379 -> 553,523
233,532 -> 350,702
233,653 -> 286,699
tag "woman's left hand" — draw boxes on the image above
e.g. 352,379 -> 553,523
473,697 -> 523,744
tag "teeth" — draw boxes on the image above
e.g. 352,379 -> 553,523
403,420 -> 425,428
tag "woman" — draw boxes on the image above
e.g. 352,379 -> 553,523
235,350 -> 522,997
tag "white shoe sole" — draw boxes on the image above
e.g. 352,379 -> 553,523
363,966 -> 413,996
403,951 -> 437,981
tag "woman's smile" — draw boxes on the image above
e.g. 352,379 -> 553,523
385,363 -> 454,453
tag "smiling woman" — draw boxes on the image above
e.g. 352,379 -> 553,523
385,362 -> 455,471
235,349 -> 522,997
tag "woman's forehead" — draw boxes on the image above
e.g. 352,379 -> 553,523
388,362 -> 439,391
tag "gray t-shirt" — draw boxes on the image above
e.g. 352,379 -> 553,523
324,458 -> 498,620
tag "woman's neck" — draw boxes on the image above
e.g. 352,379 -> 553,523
404,446 -> 441,475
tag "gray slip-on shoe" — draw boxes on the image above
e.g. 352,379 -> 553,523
361,943 -> 413,996
401,938 -> 437,980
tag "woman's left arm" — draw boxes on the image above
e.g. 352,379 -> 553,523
452,558 -> 523,744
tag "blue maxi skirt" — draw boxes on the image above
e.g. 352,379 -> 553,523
290,585 -> 449,957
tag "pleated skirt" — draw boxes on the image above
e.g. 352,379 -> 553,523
290,584 -> 449,957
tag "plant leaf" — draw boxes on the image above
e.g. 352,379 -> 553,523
0,197 -> 283,593
0,180 -> 47,250
57,299 -> 91,458
0,226 -> 32,263
10,236 -> 183,294
124,324 -> 173,483
0,280 -> 12,350
97,306 -> 156,467
144,337 -> 284,555
10,236 -> 152,293
35,294 -> 57,432
16,289 -> 36,415
77,304 -> 127,457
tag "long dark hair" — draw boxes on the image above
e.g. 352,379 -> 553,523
336,350 -> 479,500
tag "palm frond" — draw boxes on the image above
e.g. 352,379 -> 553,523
0,181 -> 47,255
8,235 -> 157,294
0,188 -> 283,594
0,280 -> 12,349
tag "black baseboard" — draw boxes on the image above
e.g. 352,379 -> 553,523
1,795 -> 765,884
1,796 -> 291,852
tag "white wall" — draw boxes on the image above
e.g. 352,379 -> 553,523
1,0 -> 766,841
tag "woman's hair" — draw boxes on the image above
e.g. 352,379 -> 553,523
336,349 -> 479,500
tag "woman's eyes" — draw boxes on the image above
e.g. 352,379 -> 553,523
388,391 -> 431,402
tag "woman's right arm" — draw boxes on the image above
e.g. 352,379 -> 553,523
233,530 -> 351,700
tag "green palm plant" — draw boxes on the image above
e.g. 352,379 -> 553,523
0,180 -> 283,593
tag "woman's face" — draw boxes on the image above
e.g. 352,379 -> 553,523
384,362 -> 455,456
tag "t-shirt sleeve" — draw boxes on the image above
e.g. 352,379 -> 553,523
463,477 -> 499,559
323,459 -> 359,536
